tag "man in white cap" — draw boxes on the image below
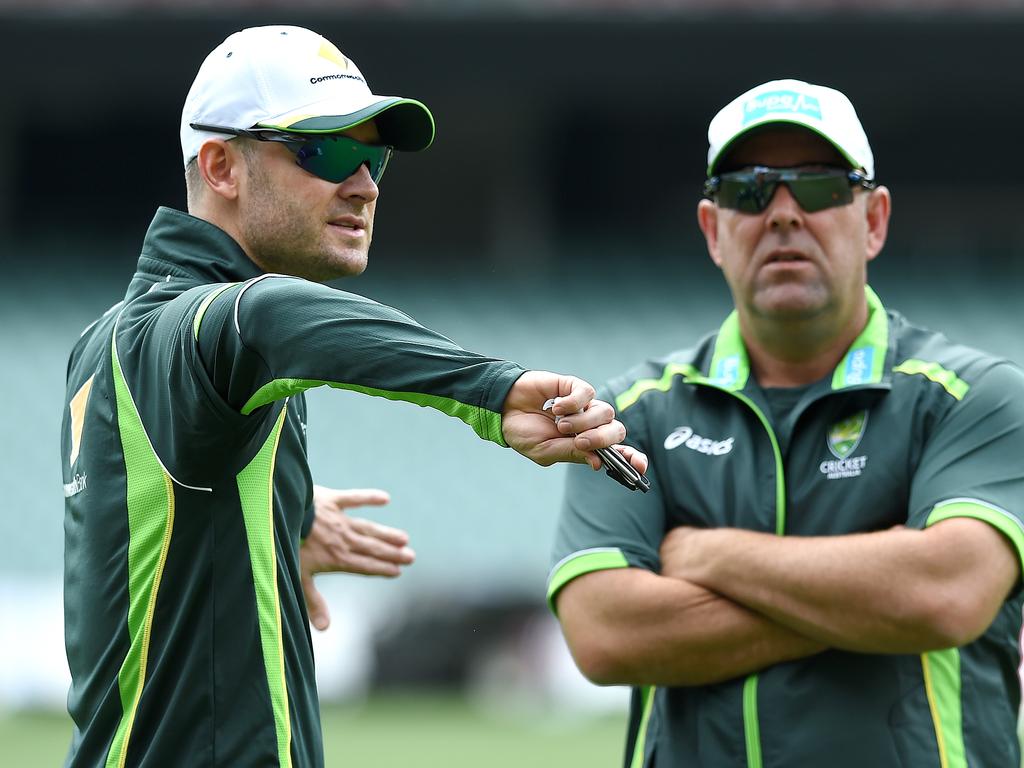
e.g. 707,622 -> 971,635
549,78 -> 1024,766
59,25 -> 646,767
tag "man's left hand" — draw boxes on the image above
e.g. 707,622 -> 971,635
301,485 -> 415,631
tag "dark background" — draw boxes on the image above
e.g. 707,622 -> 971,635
3,12 -> 1024,280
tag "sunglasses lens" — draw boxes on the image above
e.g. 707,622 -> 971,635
717,176 -> 777,213
712,169 -> 855,214
293,135 -> 392,184
788,176 -> 854,212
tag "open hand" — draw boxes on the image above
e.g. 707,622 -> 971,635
301,485 -> 415,631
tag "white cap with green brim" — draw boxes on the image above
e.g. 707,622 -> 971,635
180,25 -> 435,167
706,78 -> 874,180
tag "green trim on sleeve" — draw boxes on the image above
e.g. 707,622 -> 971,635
615,363 -> 700,412
546,548 -> 629,614
240,378 -> 507,446
236,406 -> 292,768
894,360 -> 970,401
927,499 -> 1024,575
832,286 -> 889,389
629,685 -> 657,768
192,283 -> 238,340
106,325 -> 176,768
921,648 -> 966,768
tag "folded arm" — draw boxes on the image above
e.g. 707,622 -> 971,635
555,567 -> 825,687
660,517 -> 1020,653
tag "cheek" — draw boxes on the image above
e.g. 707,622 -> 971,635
716,219 -> 759,265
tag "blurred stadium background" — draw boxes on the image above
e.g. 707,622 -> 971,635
3,1 -> 1024,765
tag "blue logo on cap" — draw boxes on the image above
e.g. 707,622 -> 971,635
743,90 -> 822,125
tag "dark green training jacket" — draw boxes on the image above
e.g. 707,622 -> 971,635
60,207 -> 525,767
548,288 -> 1024,768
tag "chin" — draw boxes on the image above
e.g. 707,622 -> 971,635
752,285 -> 829,320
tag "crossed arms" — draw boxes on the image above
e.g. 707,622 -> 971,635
555,518 -> 1019,687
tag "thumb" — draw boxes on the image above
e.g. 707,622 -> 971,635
303,575 -> 331,631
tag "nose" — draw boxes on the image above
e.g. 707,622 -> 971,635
765,183 -> 803,232
337,163 -> 379,203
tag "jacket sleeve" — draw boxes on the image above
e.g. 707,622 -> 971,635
547,384 -> 668,614
906,360 -> 1024,575
195,275 -> 525,445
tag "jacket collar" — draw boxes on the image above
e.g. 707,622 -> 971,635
703,286 -> 894,392
125,207 -> 263,301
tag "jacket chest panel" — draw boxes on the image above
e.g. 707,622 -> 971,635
655,392 -> 913,536
783,402 -> 912,535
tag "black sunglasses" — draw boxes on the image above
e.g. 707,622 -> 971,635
704,166 -> 877,214
190,123 -> 393,184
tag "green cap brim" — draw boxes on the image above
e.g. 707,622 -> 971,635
261,97 -> 435,152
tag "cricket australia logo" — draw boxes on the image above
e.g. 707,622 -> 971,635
820,411 -> 868,479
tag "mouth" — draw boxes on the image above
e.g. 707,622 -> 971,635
764,250 -> 810,264
328,215 -> 367,235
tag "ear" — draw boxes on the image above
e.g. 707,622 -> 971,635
864,185 -> 891,263
697,198 -> 724,267
196,139 -> 245,202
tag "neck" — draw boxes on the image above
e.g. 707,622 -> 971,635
189,200 -> 262,271
740,300 -> 868,388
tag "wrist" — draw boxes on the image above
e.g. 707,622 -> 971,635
688,528 -> 723,586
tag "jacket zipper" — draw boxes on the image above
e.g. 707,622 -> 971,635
692,382 -> 786,768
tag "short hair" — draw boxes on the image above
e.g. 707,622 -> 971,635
184,138 -> 259,211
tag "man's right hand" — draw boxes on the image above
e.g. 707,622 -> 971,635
501,370 -> 648,473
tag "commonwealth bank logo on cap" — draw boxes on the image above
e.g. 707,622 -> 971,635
706,79 -> 874,179
180,25 -> 435,167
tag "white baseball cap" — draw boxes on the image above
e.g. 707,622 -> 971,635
706,78 -> 874,179
180,25 -> 435,167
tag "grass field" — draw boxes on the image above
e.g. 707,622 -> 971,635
0,693 -> 627,767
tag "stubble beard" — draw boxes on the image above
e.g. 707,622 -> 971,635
240,163 -> 369,282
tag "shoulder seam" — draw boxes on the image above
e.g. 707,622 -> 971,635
893,358 -> 970,401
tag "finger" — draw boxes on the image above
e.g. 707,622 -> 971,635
347,532 -> 416,565
330,489 -> 391,509
613,444 -> 649,474
550,376 -> 596,417
348,517 -> 411,547
340,553 -> 407,577
556,399 -> 616,435
303,575 -> 331,631
573,420 -> 628,452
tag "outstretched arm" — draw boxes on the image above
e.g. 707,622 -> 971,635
555,567 -> 825,687
660,518 -> 1019,653
301,485 -> 415,631
195,278 -> 646,470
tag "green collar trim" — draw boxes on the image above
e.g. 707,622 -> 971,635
830,286 -> 889,390
707,311 -> 750,390
705,286 -> 890,392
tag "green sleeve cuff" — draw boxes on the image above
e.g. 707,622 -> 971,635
546,547 -> 629,615
926,499 -> 1024,577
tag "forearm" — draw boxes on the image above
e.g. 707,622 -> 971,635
556,568 -> 825,687
672,520 -> 1017,653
